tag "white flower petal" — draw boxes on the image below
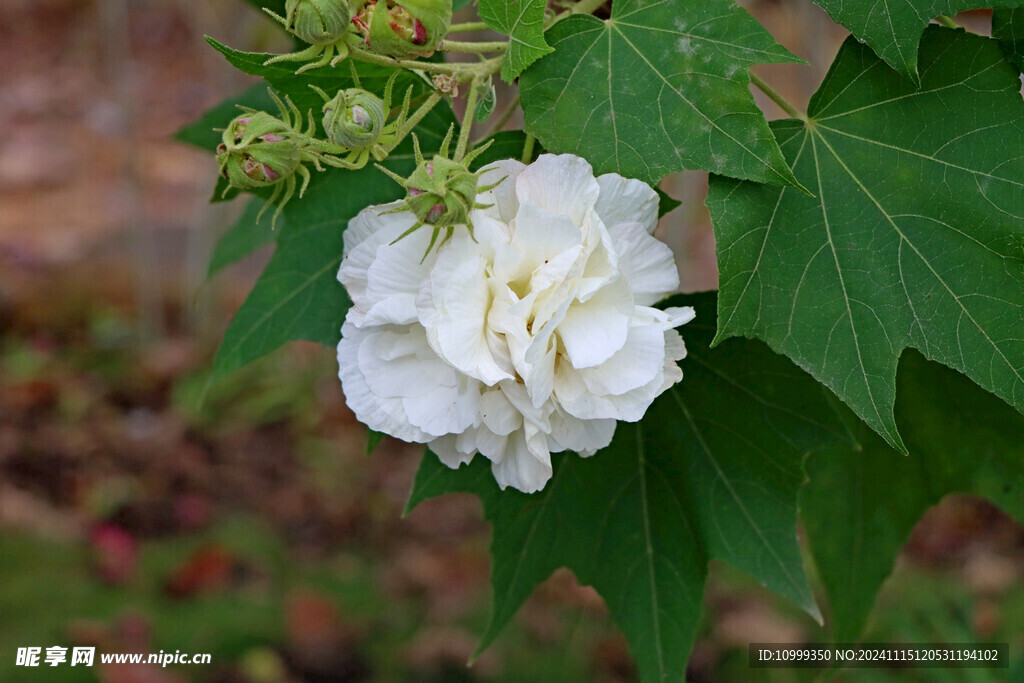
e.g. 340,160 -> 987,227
609,221 -> 680,305
337,322 -> 430,443
490,426 -> 552,493
557,277 -> 634,368
577,317 -> 666,396
549,411 -> 616,456
515,154 -> 600,225
480,389 -> 522,436
403,379 -> 481,437
595,174 -> 659,234
420,241 -> 513,385
430,434 -> 475,468
357,326 -> 451,399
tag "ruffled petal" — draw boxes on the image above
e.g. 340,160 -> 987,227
576,316 -> 667,396
594,173 -> 659,234
549,410 -> 616,456
419,240 -> 513,385
514,154 -> 600,225
608,221 -> 680,306
490,425 -> 552,493
557,277 -> 634,368
337,321 -> 430,443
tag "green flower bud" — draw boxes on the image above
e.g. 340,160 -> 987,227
353,0 -> 451,58
322,88 -> 386,150
216,112 -> 301,190
403,156 -> 478,228
284,0 -> 353,46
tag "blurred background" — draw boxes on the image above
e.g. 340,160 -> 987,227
0,1 -> 1020,680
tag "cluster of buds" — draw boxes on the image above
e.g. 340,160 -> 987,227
352,0 -> 451,58
215,90 -> 366,226
264,0 -> 452,72
379,127 -> 502,258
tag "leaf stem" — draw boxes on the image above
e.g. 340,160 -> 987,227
476,93 -> 520,142
447,21 -> 489,33
521,133 -> 536,164
349,46 -> 462,74
439,39 -> 509,53
455,78 -> 482,162
935,14 -> 960,29
749,72 -> 806,121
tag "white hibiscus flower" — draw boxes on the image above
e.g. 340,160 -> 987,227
337,154 -> 695,493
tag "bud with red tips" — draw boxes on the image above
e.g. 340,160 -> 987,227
353,0 -> 451,58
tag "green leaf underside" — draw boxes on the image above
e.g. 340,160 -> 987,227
708,27 -> 1024,451
408,293 -> 853,683
994,9 -> 1024,71
811,0 -> 1024,79
208,198 -> 280,276
519,0 -> 804,187
479,0 -> 553,82
803,349 -> 1024,642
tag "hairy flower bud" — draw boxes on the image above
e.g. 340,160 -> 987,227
403,156 -> 478,229
322,88 -> 386,150
285,0 -> 353,45
353,0 -> 450,58
216,112 -> 301,190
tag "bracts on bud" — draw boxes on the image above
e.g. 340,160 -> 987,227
214,89 -> 372,227
216,112 -> 302,190
352,0 -> 451,59
264,0 -> 362,72
377,126 -> 505,260
319,88 -> 387,150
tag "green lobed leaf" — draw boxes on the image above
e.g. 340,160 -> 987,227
803,350 -> 1024,642
407,292 -> 853,683
479,0 -> 552,82
994,9 -> 1024,72
811,0 -> 1024,80
518,0 -> 804,187
208,198 -> 281,277
707,27 -> 1024,452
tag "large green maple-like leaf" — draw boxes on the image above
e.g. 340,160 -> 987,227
994,9 -> 1024,71
811,0 -> 1024,80
518,0 -> 804,187
480,0 -> 552,82
407,293 -> 852,683
803,350 -> 1024,643
707,27 -> 1024,452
